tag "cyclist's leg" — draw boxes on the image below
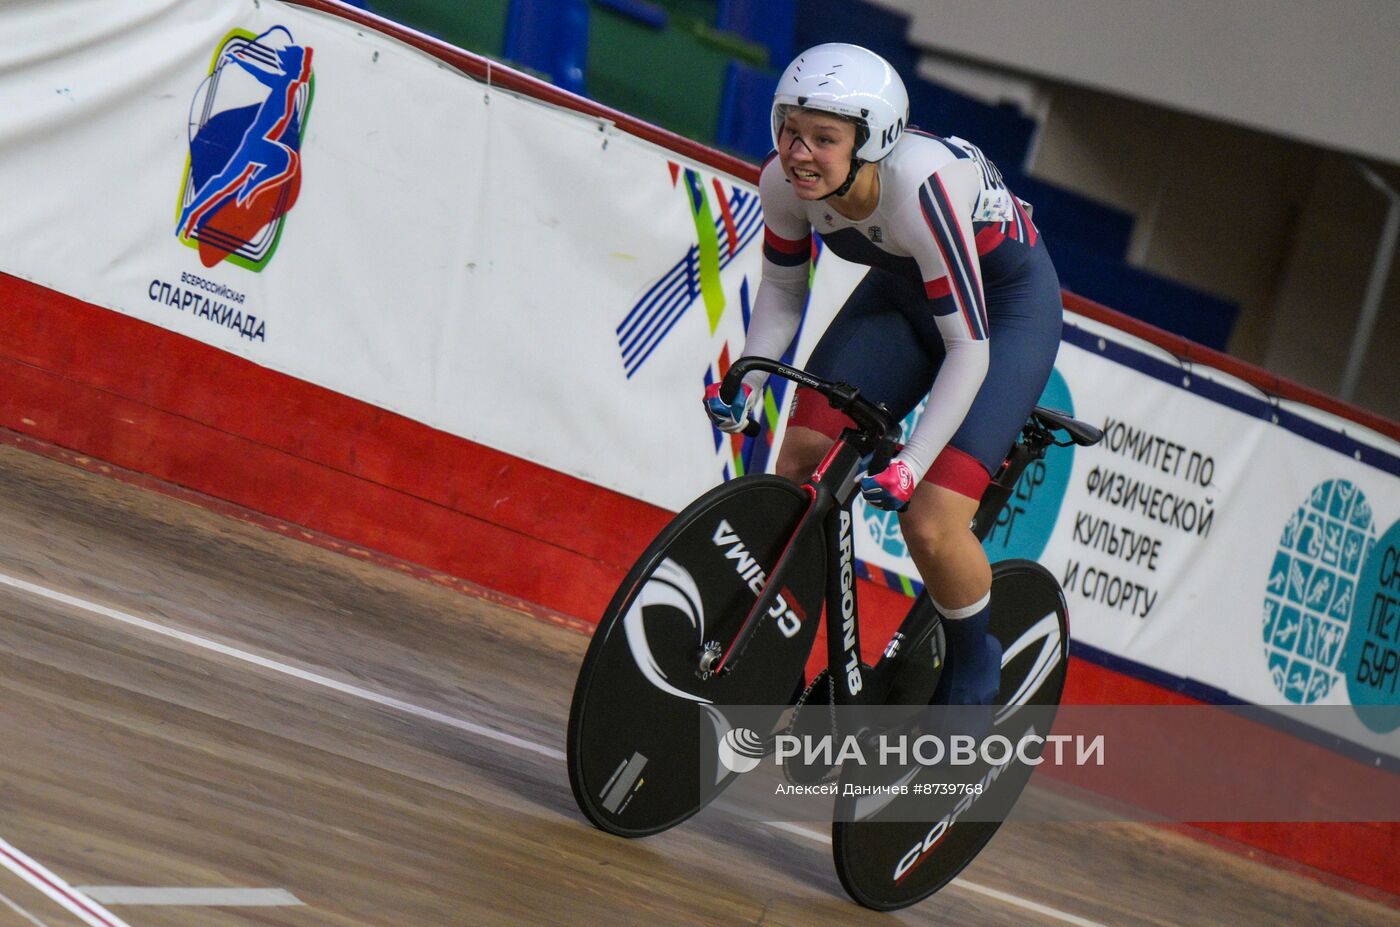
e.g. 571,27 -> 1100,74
776,271 -> 934,699
774,425 -> 831,484
913,243 -> 1064,704
899,475 -> 1001,706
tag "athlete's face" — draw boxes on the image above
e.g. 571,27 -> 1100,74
777,109 -> 858,199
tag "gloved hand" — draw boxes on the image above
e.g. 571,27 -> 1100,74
860,458 -> 915,512
703,382 -> 759,434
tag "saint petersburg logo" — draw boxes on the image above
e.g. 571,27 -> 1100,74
1262,479 -> 1375,704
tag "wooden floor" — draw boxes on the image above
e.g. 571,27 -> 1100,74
0,441 -> 1393,927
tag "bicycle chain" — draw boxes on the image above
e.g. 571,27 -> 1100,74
781,668 -> 842,786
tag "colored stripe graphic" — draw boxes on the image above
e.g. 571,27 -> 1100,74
616,177 -> 761,377
858,561 -> 924,598
684,169 -> 726,334
712,177 -> 740,257
617,245 -> 699,375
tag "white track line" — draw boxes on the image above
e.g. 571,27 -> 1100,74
766,823 -> 1108,926
74,887 -> 301,906
0,571 -> 1105,927
0,887 -> 51,927
0,838 -> 131,927
0,571 -> 564,762
952,881 -> 1109,927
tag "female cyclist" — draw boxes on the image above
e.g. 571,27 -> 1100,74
704,43 -> 1063,707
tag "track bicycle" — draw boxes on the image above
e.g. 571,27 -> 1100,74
567,357 -> 1102,909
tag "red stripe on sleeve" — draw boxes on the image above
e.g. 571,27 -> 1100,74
763,227 -> 810,255
924,277 -> 953,299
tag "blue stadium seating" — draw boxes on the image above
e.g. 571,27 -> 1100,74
595,0 -> 669,30
1051,242 -> 1239,349
906,81 -> 1034,176
718,0 -> 796,66
503,0 -> 590,95
794,0 -> 920,76
716,60 -> 778,160
1004,171 -> 1133,260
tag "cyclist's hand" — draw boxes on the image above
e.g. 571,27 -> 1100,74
703,382 -> 758,434
861,458 -> 915,512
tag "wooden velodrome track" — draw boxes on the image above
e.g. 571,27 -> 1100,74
0,439 -> 1394,927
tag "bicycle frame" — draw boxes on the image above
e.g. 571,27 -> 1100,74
707,357 -> 900,707
709,356 -> 1088,711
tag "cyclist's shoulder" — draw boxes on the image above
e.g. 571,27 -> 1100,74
885,130 -> 970,174
758,151 -> 787,190
880,131 -> 981,200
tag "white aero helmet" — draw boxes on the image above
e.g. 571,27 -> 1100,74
771,43 -> 909,164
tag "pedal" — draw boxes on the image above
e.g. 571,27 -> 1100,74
882,619 -> 945,708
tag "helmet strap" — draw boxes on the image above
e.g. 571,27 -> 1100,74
821,158 -> 864,200
820,122 -> 869,200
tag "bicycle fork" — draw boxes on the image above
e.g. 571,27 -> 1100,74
701,435 -> 871,688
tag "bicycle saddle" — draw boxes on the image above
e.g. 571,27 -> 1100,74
1031,406 -> 1103,446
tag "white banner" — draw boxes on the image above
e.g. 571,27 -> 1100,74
1,1 -> 1397,756
0,0 -> 761,507
840,311 -> 1400,758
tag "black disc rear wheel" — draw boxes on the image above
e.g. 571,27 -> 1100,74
832,560 -> 1069,909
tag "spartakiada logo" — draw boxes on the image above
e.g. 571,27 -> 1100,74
175,26 -> 314,271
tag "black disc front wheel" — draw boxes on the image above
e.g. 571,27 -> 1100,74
567,476 -> 825,837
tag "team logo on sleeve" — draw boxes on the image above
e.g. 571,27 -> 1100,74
176,27 -> 315,271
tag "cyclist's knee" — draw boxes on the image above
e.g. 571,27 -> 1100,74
900,488 -> 981,557
775,427 -> 830,483
900,510 -> 962,559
